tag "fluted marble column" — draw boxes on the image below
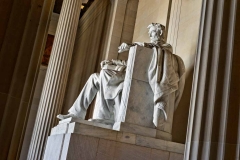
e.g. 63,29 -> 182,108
27,0 -> 87,159
184,0 -> 239,159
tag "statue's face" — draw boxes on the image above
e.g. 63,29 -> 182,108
148,26 -> 161,43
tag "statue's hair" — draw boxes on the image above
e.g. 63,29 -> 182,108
147,23 -> 165,41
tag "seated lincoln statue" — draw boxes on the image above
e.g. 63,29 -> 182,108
57,23 -> 185,128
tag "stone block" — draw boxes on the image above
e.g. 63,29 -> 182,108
156,130 -> 172,141
150,149 -> 169,160
68,122 -> 117,141
116,132 -> 136,144
96,153 -> 113,160
43,134 -> 65,160
61,133 -> 71,160
114,142 -> 151,160
59,117 -> 92,125
60,117 -> 113,129
169,152 -> 184,160
64,134 -> 99,160
51,123 -> 69,135
97,139 -> 116,157
136,135 -> 185,154
113,122 -> 156,138
44,120 -> 186,159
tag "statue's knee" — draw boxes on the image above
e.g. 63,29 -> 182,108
90,73 -> 99,79
99,69 -> 105,76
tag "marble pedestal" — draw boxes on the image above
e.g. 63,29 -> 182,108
44,118 -> 184,160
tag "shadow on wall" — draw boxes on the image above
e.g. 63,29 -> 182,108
172,42 -> 197,144
172,66 -> 194,144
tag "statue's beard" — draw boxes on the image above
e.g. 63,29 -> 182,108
150,36 -> 160,43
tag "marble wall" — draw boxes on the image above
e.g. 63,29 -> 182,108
132,0 -> 202,143
133,0 -> 170,42
105,0 -> 139,61
169,0 -> 202,144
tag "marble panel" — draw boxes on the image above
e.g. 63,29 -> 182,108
43,134 -> 65,160
121,22 -> 135,34
166,141 -> 185,154
169,152 -> 184,160
136,135 -> 167,151
156,130 -> 172,141
45,122 -> 186,159
96,152 -> 113,160
59,117 -> 92,125
97,139 -> 116,157
136,135 -> 184,154
114,142 -> 151,160
110,34 -> 122,46
126,0 -> 138,12
133,0 -> 169,42
113,122 -> 156,138
124,79 -> 155,128
121,33 -> 134,43
122,14 -> 137,26
59,117 -> 113,129
150,149 -> 169,160
116,132 -> 136,144
68,122 -> 117,141
50,123 -> 69,135
112,20 -> 125,38
60,133 -> 71,160
125,46 -> 153,82
65,134 -> 99,160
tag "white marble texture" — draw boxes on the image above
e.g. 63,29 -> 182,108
113,122 -> 156,138
116,46 -> 155,128
44,120 -> 185,159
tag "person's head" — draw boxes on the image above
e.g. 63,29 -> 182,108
147,23 -> 165,43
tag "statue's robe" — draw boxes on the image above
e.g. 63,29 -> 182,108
68,60 -> 127,123
147,44 -> 185,127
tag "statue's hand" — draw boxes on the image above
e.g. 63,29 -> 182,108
100,60 -> 113,68
118,43 -> 131,53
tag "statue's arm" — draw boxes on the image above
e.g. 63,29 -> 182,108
118,42 -> 154,53
111,59 -> 127,66
100,60 -> 113,68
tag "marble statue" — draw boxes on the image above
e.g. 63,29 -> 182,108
57,23 -> 185,128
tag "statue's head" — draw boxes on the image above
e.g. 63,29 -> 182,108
147,23 -> 165,43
